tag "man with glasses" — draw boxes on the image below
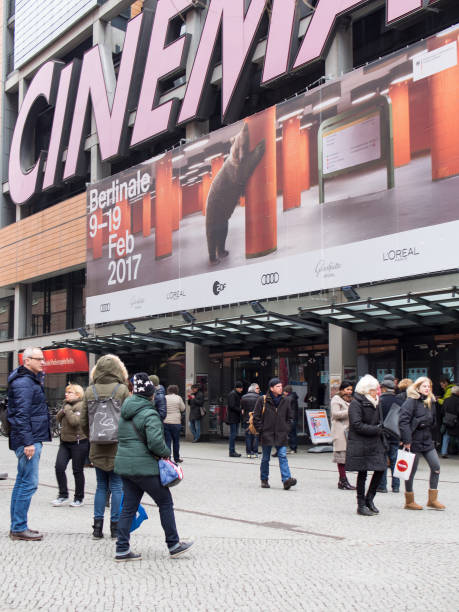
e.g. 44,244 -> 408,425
7,347 -> 51,540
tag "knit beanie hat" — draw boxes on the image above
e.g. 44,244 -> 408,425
133,372 -> 155,397
268,377 -> 281,388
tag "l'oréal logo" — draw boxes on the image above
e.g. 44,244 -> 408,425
315,260 -> 341,278
382,247 -> 420,262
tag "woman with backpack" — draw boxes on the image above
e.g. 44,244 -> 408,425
114,373 -> 193,561
399,377 -> 445,511
51,383 -> 88,507
80,354 -> 130,539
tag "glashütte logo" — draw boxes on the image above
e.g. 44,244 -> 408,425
100,303 -> 111,312
213,281 -> 226,295
382,247 -> 420,262
314,260 -> 341,279
261,272 -> 279,285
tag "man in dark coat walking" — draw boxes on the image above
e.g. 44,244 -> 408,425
253,378 -> 297,490
241,382 -> 261,457
7,347 -> 51,540
227,381 -> 243,457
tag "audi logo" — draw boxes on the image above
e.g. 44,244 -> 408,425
261,272 -> 280,285
100,303 -> 111,312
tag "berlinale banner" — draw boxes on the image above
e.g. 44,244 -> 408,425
85,26 -> 459,324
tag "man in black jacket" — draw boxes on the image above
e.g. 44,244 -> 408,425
253,378 -> 297,490
8,347 -> 51,541
227,382 -> 243,457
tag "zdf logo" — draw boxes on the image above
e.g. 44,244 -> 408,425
213,281 -> 226,295
261,272 -> 279,286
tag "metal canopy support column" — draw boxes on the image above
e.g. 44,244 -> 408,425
328,323 -> 358,384
185,342 -> 210,441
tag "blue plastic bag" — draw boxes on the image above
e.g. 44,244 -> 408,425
120,495 -> 149,532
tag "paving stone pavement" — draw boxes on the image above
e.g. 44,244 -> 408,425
1,436 -> 459,611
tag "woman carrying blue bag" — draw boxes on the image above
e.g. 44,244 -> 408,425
114,372 -> 193,561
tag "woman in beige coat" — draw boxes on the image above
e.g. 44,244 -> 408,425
331,380 -> 355,490
164,385 -> 186,463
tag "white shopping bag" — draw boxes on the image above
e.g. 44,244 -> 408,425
393,449 -> 415,480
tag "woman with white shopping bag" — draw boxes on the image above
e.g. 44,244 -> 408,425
399,377 -> 445,511
345,375 -> 387,516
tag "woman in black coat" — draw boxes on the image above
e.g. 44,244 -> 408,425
346,374 -> 386,516
399,377 -> 445,511
188,384 -> 204,442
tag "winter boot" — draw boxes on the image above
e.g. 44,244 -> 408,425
426,489 -> 445,511
92,518 -> 104,539
404,491 -> 423,510
338,478 -> 347,489
357,495 -> 375,516
110,521 -> 118,539
344,477 -> 356,490
365,494 -> 379,514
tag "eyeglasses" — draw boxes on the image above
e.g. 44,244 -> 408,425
28,357 -> 45,362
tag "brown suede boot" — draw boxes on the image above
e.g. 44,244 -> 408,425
427,489 -> 445,510
404,491 -> 423,510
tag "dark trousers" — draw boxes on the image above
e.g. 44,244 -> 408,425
116,475 -> 179,554
229,423 -> 238,454
288,420 -> 298,451
164,423 -> 182,462
245,431 -> 259,454
55,439 -> 89,501
356,470 -> 384,500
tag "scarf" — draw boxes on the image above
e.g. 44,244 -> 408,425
269,390 -> 282,407
365,393 -> 379,408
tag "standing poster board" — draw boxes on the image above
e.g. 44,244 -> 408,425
306,409 -> 332,444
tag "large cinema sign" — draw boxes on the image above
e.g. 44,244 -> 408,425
9,0 -> 436,205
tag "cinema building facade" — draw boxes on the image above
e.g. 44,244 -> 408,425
0,0 -> 458,435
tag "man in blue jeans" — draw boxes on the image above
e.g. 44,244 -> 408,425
253,378 -> 297,490
7,347 -> 51,541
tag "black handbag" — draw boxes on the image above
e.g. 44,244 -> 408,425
443,412 -> 458,429
383,402 -> 401,438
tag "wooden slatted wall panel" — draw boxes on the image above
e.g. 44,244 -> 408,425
0,193 -> 87,287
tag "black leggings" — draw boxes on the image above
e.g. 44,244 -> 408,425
356,470 -> 384,498
55,439 -> 89,501
405,448 -> 440,493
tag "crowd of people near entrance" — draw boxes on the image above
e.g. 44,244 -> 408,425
4,345 -> 459,559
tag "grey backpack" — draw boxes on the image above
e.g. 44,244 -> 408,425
87,384 -> 122,444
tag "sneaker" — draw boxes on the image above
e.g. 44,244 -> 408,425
70,500 -> 84,507
246,454 -> 252,458
176,458 -> 184,463
169,541 -> 194,558
376,487 -> 388,493
51,497 -> 69,506
229,452 -> 241,457
115,551 -> 142,562
392,488 -> 400,493
283,477 -> 297,490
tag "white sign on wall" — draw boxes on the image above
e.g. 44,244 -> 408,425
413,41 -> 458,82
322,112 -> 381,175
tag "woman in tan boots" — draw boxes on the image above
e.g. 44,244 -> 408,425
399,377 -> 445,511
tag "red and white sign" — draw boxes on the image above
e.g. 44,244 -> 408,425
396,459 -> 409,472
19,348 -> 89,374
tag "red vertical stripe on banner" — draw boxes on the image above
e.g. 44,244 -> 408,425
282,116 -> 301,210
428,33 -> 459,180
389,81 -> 411,167
155,153 -> 173,259
245,108 -> 277,258
142,192 -> 151,237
